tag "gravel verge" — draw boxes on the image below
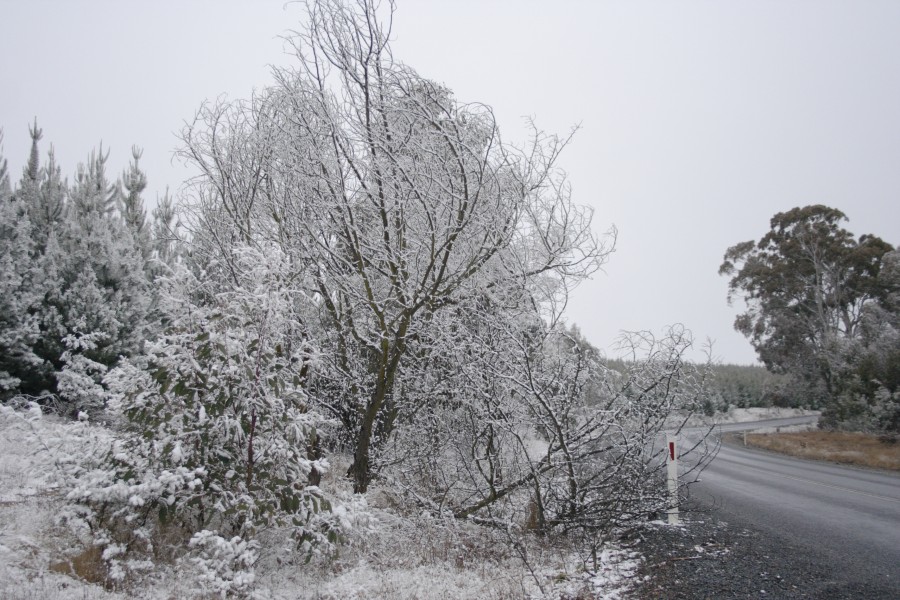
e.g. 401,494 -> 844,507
626,502 -> 899,599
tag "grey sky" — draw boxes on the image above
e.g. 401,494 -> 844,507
2,0 -> 899,364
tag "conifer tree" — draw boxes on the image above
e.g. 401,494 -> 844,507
151,188 -> 179,266
0,127 -> 45,395
0,128 -> 158,405
0,130 -> 10,202
12,120 -> 43,220
56,149 -> 150,384
31,147 -> 66,250
121,146 -> 151,259
25,118 -> 41,184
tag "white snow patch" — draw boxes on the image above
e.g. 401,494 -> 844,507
713,407 -> 820,424
0,406 -> 644,599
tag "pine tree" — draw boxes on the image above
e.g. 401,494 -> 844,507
12,120 -> 43,221
31,147 -> 66,250
57,148 -> 150,378
70,144 -> 118,221
0,129 -> 11,202
0,130 -> 156,405
151,188 -> 179,266
0,129 -> 44,395
25,118 -> 41,184
121,146 -> 151,259
0,198 -> 42,394
7,121 -> 66,251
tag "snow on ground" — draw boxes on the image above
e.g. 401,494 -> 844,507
0,405 -> 640,599
0,405 -> 125,600
712,407 -> 820,425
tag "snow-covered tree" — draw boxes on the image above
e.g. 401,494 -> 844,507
825,249 -> 900,432
386,292 -> 714,541
179,0 -> 613,493
120,146 -> 151,259
69,244 -> 341,587
40,147 -> 150,409
0,125 -> 156,408
0,162 -> 43,394
0,124 -> 50,396
32,147 -> 66,249
150,188 -> 180,268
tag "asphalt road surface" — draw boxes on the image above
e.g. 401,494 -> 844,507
686,420 -> 900,597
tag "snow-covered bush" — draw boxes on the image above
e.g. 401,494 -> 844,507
67,244 -> 343,588
188,530 -> 259,598
56,330 -> 109,415
387,318 -> 715,545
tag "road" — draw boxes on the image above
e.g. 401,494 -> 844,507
685,418 -> 900,597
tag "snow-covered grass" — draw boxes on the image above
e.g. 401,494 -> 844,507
0,405 -> 641,599
0,405 -> 124,600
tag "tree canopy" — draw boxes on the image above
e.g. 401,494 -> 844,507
720,205 -> 898,430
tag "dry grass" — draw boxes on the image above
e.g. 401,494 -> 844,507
741,431 -> 900,471
49,545 -> 108,585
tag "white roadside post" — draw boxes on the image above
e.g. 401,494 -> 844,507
666,433 -> 679,525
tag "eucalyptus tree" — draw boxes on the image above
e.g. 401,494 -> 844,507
720,205 -> 896,413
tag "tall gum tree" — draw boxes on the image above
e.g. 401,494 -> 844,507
179,0 -> 613,492
720,205 -> 895,407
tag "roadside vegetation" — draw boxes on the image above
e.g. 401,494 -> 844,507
0,1 -> 717,596
740,431 -> 900,472
721,205 -> 899,434
705,363 -> 793,411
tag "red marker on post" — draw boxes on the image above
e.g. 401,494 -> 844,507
666,433 -> 679,525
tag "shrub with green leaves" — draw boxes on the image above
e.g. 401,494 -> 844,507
70,245 -> 340,587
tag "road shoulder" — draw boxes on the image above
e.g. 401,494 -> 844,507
628,503 -> 898,599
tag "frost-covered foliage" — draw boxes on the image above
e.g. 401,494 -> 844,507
0,124 -> 172,411
0,401 -> 639,599
387,317 -> 713,545
170,0 -> 714,554
56,331 -> 110,414
188,531 -> 259,598
823,249 -> 900,432
697,363 -> 792,411
0,176 -> 43,392
65,244 -> 343,590
179,0 -> 613,495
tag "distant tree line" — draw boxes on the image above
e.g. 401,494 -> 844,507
703,363 -> 792,412
605,359 -> 792,414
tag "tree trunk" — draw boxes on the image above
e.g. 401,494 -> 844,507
347,394 -> 380,493
347,349 -> 397,493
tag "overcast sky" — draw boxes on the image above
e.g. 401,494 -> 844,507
2,0 -> 899,364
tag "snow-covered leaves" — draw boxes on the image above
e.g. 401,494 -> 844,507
386,315 -> 715,543
71,244 -> 342,588
178,0 -> 614,495
188,530 -> 259,597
